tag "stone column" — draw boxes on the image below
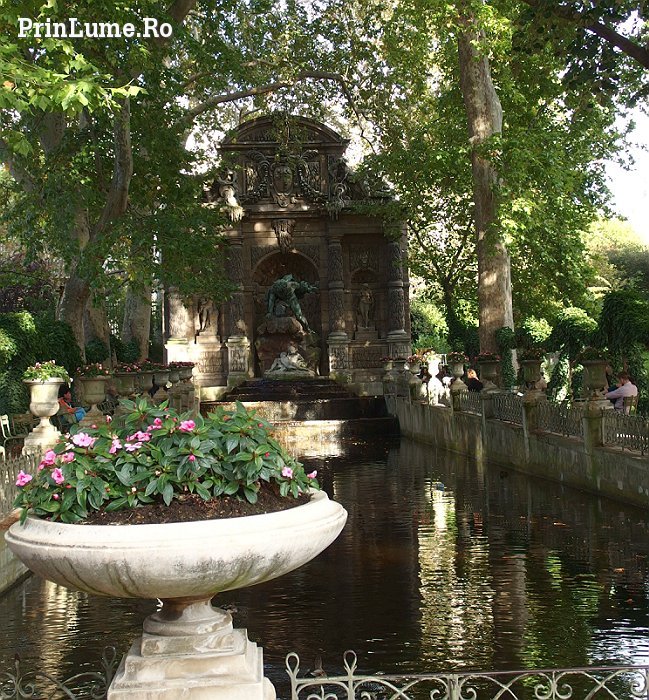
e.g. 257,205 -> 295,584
225,237 -> 251,387
327,237 -> 347,341
327,236 -> 350,380
386,240 -> 410,357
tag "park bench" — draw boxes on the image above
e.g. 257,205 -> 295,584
623,394 -> 639,415
0,414 -> 33,459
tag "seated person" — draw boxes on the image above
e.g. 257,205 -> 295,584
466,368 -> 483,392
605,372 -> 638,413
57,385 -> 86,426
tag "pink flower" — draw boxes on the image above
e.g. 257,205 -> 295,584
281,466 -> 293,479
179,420 -> 196,432
153,417 -> 163,426
188,454 -> 196,462
128,431 -> 150,442
51,468 -> 65,485
109,438 -> 122,454
53,493 -> 60,500
16,471 -> 32,487
71,432 -> 96,448
307,470 -> 318,479
42,450 -> 57,466
61,452 -> 75,463
125,442 -> 142,452
105,415 -> 112,423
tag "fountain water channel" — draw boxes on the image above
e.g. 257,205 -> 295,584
2,436 -> 649,697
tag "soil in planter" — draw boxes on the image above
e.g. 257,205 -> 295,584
81,482 -> 310,526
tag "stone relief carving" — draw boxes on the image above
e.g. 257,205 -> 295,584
229,345 -> 249,373
328,290 -> 345,333
329,345 -> 349,370
295,244 -> 320,266
387,241 -> 403,282
350,244 -> 379,273
351,347 -> 384,369
327,242 -> 343,283
227,245 -> 244,282
388,288 -> 406,331
195,351 -> 223,375
196,297 -> 217,335
251,245 -> 279,268
271,219 -> 295,254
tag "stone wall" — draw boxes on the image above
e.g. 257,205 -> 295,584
389,397 -> 649,509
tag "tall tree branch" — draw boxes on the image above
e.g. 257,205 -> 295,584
518,0 -> 649,69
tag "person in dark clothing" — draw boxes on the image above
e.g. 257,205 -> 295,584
466,368 -> 483,392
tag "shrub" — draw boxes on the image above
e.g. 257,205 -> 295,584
85,337 -> 110,364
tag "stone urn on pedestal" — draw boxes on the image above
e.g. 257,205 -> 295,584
77,376 -> 110,427
22,378 -> 65,456
152,367 -> 171,404
578,348 -> 611,410
447,353 -> 468,393
7,492 -> 346,699
477,355 -> 500,392
518,348 -> 546,402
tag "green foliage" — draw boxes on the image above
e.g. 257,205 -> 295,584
547,352 -> 571,402
410,297 -> 448,351
517,317 -> 553,349
547,307 -> 598,359
496,327 -> 517,388
85,338 -> 110,364
595,289 -> 649,354
14,400 -> 319,523
0,369 -> 29,415
112,335 -> 140,363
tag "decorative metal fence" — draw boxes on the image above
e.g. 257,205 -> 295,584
0,647 -> 118,699
491,392 -> 524,425
537,401 -> 585,439
456,390 -> 482,415
0,454 -> 38,519
286,651 -> 649,700
602,411 -> 649,455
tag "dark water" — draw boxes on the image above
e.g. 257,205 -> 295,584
2,437 -> 649,697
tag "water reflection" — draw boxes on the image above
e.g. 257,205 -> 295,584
1,436 -> 649,696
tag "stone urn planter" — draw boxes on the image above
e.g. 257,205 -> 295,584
152,368 -> 170,403
113,372 -> 136,398
477,359 -> 499,392
22,378 -> 65,456
136,371 -> 155,396
520,359 -> 542,389
581,359 -> 608,397
77,376 -> 110,427
6,490 -> 347,699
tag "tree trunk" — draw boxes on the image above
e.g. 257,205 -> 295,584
457,16 -> 514,354
122,285 -> 152,361
84,301 -> 112,363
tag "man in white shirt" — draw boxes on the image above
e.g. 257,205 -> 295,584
605,372 -> 638,412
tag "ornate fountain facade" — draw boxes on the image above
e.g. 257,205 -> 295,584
165,115 -> 411,398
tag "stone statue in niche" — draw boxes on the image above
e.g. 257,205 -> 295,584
356,284 -> 374,329
265,274 -> 317,333
196,297 -> 216,336
267,342 -> 314,377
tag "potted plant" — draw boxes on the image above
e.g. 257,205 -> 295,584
576,347 -> 609,396
518,347 -> 545,387
21,361 -> 71,455
75,363 -> 112,425
7,399 -> 347,698
136,359 -> 159,394
407,354 -> 423,374
447,351 -> 468,376
113,362 -> 140,397
380,356 -> 394,372
476,352 -> 501,391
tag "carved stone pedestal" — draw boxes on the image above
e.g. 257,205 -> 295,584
108,603 -> 274,700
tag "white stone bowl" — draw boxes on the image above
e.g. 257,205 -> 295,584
6,490 -> 347,599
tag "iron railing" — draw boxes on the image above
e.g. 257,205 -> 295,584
456,390 -> 482,415
537,400 -> 585,439
286,651 -> 649,700
602,410 -> 649,455
491,392 -> 524,425
0,648 -> 117,699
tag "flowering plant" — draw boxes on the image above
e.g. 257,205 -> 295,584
76,363 -> 111,378
14,399 -> 319,524
114,362 -> 140,374
22,361 -> 70,383
476,352 -> 500,362
576,346 -> 607,362
169,361 -> 195,368
407,354 -> 422,364
447,351 -> 468,364
138,359 -> 165,372
380,356 -> 394,363
519,347 -> 546,361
